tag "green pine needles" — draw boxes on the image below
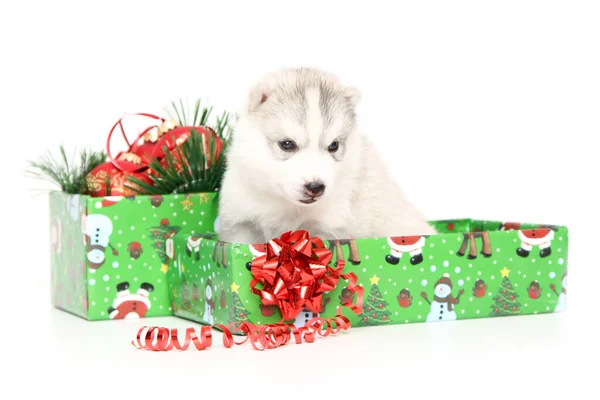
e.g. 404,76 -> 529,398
26,145 -> 107,194
126,99 -> 234,195
126,128 -> 228,195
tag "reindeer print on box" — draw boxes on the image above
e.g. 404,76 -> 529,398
457,232 -> 492,259
212,241 -> 228,268
329,239 -> 361,267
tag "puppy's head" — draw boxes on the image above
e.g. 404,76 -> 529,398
232,68 -> 361,206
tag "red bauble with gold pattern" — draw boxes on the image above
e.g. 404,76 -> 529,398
86,113 -> 222,197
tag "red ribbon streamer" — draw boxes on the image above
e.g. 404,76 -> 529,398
132,315 -> 351,352
249,230 -> 364,321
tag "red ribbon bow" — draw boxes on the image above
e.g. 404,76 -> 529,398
250,230 -> 363,321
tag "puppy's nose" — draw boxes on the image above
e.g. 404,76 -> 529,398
304,181 -> 325,197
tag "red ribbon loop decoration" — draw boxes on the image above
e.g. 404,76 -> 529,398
131,315 -> 352,352
249,230 -> 364,321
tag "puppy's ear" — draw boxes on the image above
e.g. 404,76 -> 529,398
343,86 -> 362,107
247,83 -> 270,113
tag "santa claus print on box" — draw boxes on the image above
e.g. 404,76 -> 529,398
107,282 -> 154,319
422,277 -> 464,322
517,226 -> 557,258
385,235 -> 426,265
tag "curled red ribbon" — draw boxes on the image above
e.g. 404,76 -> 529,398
249,230 -> 363,321
132,314 -> 351,352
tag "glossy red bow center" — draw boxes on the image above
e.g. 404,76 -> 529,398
249,230 -> 363,321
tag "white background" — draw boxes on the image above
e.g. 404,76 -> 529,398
1,1 -> 598,398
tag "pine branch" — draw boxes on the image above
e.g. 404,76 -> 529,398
26,145 -> 106,194
126,128 -> 230,195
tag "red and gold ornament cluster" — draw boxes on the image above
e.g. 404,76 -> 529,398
86,113 -> 223,197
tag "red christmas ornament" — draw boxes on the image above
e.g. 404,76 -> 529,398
503,290 -> 507,294
372,313 -> 376,317
382,315 -> 387,320
495,308 -> 499,313
86,113 -> 161,197
154,126 -> 223,173
86,113 -> 224,197
379,304 -> 383,308
447,223 -> 455,230
240,313 -> 244,317
510,295 -> 515,300
503,304 -> 508,309
512,307 -> 517,311
363,317 -> 368,322
499,298 -> 503,302
160,219 -> 169,226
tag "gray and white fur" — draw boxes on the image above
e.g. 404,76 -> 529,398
218,68 -> 436,244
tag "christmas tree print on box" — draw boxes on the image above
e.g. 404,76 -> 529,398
490,268 -> 521,316
167,218 -> 569,332
49,191 -> 219,321
358,276 -> 392,326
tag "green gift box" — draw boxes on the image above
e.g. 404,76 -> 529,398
167,219 -> 568,330
49,191 -> 219,321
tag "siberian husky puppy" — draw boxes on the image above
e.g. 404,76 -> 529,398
218,68 -> 436,244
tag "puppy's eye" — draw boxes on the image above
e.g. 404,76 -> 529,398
278,140 -> 297,151
328,141 -> 339,153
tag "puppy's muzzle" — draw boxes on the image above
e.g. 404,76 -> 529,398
304,181 -> 325,198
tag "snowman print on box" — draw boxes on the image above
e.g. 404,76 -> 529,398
82,214 -> 118,271
203,278 -> 216,325
295,308 -> 319,328
421,277 -> 464,322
